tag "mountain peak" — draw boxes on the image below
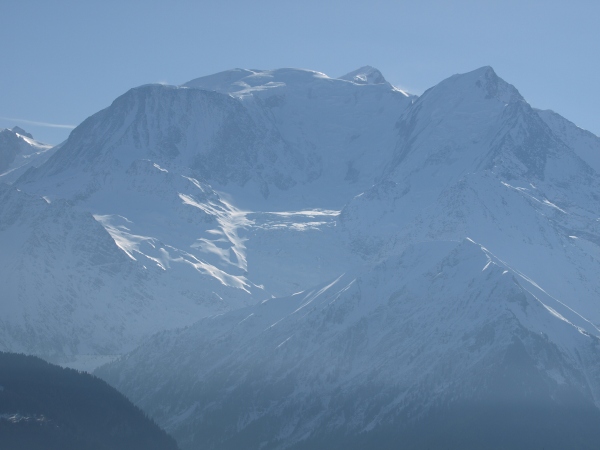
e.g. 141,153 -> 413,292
406,66 -> 523,122
10,126 -> 33,139
447,66 -> 522,103
471,65 -> 496,76
339,65 -> 387,85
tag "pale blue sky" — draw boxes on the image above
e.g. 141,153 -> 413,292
2,0 -> 599,144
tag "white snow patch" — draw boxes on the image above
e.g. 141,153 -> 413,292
237,313 -> 254,325
276,336 -> 293,349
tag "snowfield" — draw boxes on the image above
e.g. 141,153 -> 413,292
2,65 -> 600,448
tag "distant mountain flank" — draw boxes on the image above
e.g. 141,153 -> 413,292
98,239 -> 600,450
0,126 -> 56,183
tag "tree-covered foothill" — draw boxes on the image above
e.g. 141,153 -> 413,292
0,352 -> 179,450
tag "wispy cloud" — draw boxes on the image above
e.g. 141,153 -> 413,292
0,116 -> 76,129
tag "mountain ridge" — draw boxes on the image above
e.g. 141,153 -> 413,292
0,126 -> 55,183
3,63 -> 600,405
97,238 -> 600,449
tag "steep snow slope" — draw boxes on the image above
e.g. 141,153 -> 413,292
94,66 -> 600,449
0,127 -> 56,183
536,108 -> 600,173
98,239 -> 600,450
341,66 -> 600,324
3,68 -> 408,364
19,67 -> 413,210
4,62 -> 600,397
183,67 -> 414,208
17,85 -> 293,201
1,172 -> 358,366
0,183 -> 250,365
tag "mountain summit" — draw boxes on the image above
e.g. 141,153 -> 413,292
338,65 -> 388,85
2,65 -> 600,448
0,127 -> 54,183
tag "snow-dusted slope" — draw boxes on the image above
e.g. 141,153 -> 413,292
0,127 -> 56,183
3,67 -> 407,364
89,66 -> 600,448
19,67 -> 413,210
17,85 -> 294,202
3,64 -> 600,450
0,183 -> 251,365
341,66 -> 600,325
536,108 -> 600,173
1,168 -> 358,366
183,67 -> 414,208
98,239 -> 600,450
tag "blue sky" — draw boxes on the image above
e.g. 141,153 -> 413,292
2,0 -> 599,144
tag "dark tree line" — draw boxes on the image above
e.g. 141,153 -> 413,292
0,352 -> 179,450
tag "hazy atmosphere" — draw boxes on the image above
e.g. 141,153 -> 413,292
2,2 -> 600,449
2,0 -> 599,144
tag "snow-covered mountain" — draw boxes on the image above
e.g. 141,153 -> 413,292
0,127 -> 56,183
2,64 -> 600,446
340,67 -> 600,325
4,67 -> 411,365
0,182 -> 252,366
20,68 -> 413,210
98,239 -> 600,449
96,66 -> 600,449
